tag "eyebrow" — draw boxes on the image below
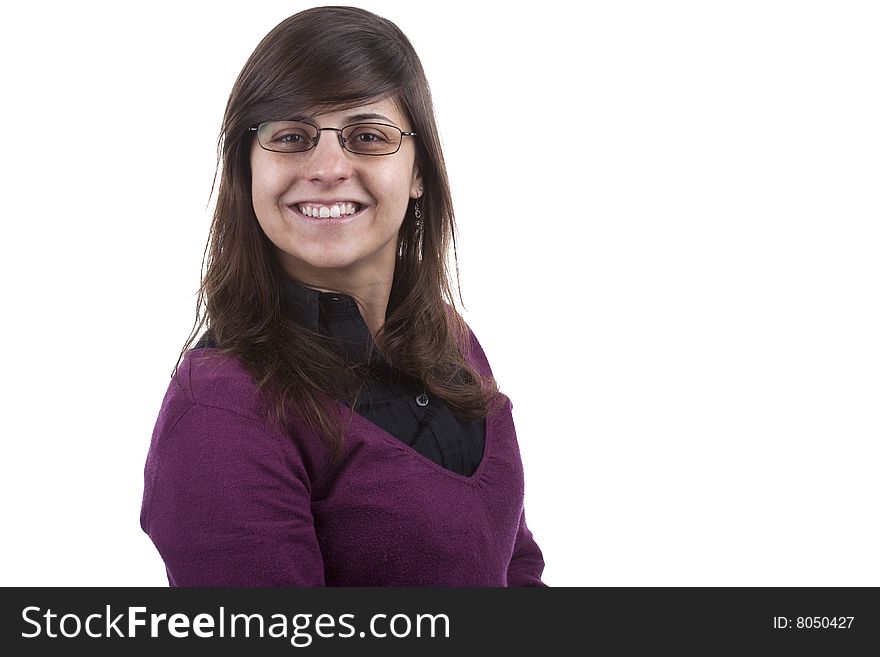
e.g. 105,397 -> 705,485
346,112 -> 396,124
291,112 -> 398,125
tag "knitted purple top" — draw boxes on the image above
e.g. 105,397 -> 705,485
140,326 -> 546,586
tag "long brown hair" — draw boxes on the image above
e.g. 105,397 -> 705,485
172,6 -> 502,465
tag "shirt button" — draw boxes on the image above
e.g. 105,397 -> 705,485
415,393 -> 429,407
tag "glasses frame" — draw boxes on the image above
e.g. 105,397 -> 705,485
249,119 -> 417,156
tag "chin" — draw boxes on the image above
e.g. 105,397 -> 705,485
310,260 -> 360,272
299,252 -> 364,272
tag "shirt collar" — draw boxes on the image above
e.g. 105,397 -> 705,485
281,276 -> 383,365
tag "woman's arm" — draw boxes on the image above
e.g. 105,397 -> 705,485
461,321 -> 548,586
506,508 -> 548,587
140,403 -> 325,586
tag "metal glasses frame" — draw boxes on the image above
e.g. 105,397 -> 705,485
249,120 -> 417,156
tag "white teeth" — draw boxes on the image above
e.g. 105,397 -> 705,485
297,202 -> 361,218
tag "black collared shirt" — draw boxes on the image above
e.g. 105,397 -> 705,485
193,278 -> 485,477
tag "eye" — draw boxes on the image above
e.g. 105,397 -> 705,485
348,126 -> 393,143
274,132 -> 308,144
336,123 -> 404,154
257,121 -> 318,152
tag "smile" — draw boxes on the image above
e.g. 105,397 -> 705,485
289,202 -> 368,225
297,202 -> 362,218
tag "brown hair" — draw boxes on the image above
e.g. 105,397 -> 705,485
172,6 -> 502,465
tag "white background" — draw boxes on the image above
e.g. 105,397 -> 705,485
1,1 -> 877,586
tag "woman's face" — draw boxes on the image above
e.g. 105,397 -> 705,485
250,97 -> 422,288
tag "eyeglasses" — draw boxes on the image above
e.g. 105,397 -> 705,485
249,120 -> 417,156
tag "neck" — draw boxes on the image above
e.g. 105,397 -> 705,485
280,250 -> 395,340
346,279 -> 392,339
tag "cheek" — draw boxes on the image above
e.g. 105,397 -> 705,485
373,166 -> 414,207
251,176 -> 271,212
250,162 -> 286,214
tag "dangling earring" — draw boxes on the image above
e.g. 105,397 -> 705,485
414,185 -> 423,227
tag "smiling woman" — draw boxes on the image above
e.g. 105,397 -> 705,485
250,98 -> 423,336
139,6 -> 547,587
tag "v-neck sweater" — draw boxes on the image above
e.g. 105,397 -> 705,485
193,277 -> 486,477
140,325 -> 547,587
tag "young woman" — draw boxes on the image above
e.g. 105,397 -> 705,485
140,6 -> 546,587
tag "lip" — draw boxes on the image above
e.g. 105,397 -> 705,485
293,199 -> 368,205
287,203 -> 369,226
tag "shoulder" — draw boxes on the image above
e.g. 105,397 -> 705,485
166,348 -> 268,425
146,350 -> 320,497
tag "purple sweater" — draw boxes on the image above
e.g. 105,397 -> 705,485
140,327 -> 546,586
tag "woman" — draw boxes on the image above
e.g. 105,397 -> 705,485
140,6 -> 546,587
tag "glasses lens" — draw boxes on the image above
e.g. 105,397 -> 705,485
258,121 -> 317,152
342,123 -> 402,155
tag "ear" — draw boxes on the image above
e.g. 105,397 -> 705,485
410,164 -> 423,199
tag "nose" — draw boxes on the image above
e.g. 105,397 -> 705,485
306,128 -> 354,182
